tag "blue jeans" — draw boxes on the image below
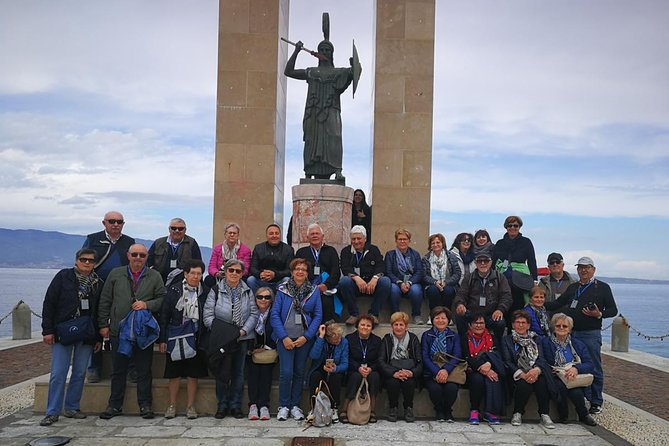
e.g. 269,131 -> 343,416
215,341 -> 249,410
276,337 -> 313,408
46,341 -> 92,416
390,283 -> 423,316
247,276 -> 288,295
572,329 -> 603,405
337,276 -> 391,317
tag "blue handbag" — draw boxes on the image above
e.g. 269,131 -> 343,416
167,320 -> 197,361
56,315 -> 96,345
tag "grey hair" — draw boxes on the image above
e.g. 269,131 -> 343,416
224,222 -> 241,233
169,217 -> 186,226
550,313 -> 574,331
223,258 -> 245,272
350,225 -> 367,238
307,223 -> 323,234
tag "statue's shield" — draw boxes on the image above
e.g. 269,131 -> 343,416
352,40 -> 362,98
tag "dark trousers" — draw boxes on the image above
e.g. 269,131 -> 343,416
310,370 -> 344,408
513,376 -> 550,415
506,285 -> 527,332
454,313 -> 506,349
425,380 -> 459,416
321,294 -> 339,323
345,370 -> 380,400
246,358 -> 275,408
467,371 -> 504,415
384,376 -> 416,409
556,381 -> 589,419
425,284 -> 457,312
108,336 -> 154,409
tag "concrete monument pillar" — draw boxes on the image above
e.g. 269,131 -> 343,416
371,0 -> 435,253
212,0 -> 290,245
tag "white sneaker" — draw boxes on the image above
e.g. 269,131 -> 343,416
290,406 -> 305,420
332,408 -> 339,423
277,406 -> 289,421
248,404 -> 259,420
259,406 -> 270,420
540,414 -> 556,429
511,412 -> 522,426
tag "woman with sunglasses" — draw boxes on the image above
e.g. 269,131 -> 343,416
203,258 -> 258,419
449,232 -> 475,285
271,258 -> 323,421
493,216 -> 538,330
542,313 -> 597,426
246,287 -> 276,421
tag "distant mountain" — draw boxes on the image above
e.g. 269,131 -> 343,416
0,228 -> 212,269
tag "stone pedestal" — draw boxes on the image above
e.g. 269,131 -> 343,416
291,184 -> 353,254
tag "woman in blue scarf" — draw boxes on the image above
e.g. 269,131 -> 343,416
385,228 -> 425,325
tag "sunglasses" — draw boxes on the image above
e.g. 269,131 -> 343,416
476,259 -> 491,264
106,219 -> 124,225
549,260 -> 562,265
227,268 -> 243,274
170,226 -> 186,232
555,324 -> 570,329
78,257 -> 96,264
256,294 -> 272,300
461,239 -> 471,243
130,252 -> 147,258
506,224 -> 520,228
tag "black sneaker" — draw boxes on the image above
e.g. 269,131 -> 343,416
214,408 -> 228,419
140,406 -> 155,419
387,407 -> 398,422
63,409 -> 87,419
99,407 -> 122,419
589,404 -> 602,415
404,407 -> 415,423
580,414 -> 598,426
230,408 -> 244,419
40,415 -> 59,426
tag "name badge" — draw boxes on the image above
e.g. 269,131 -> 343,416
570,300 -> 578,309
314,266 -> 321,275
555,293 -> 562,299
80,299 -> 90,310
354,267 -> 361,275
479,296 -> 486,306
295,313 -> 302,325
170,259 -> 177,268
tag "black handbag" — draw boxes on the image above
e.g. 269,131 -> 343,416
511,270 -> 534,291
56,315 -> 96,345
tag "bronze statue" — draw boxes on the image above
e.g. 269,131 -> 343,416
284,13 -> 361,183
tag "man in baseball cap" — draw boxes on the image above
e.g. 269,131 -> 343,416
538,253 -> 576,304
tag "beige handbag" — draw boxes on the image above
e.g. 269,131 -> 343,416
433,351 -> 467,385
553,366 -> 594,389
252,347 -> 278,364
347,378 -> 371,425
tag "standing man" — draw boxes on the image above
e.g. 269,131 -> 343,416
338,225 -> 391,325
148,218 -> 202,283
39,249 -> 102,426
83,210 -> 135,383
295,223 -> 341,322
247,224 -> 294,294
98,244 -> 166,419
452,253 -> 512,346
545,257 -> 618,415
538,252 -> 577,303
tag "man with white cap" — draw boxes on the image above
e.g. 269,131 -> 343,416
545,256 -> 618,415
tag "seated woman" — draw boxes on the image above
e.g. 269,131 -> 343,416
449,232 -> 476,285
501,310 -> 555,428
341,314 -> 382,424
542,313 -> 597,426
422,233 -> 461,313
472,229 -> 495,259
421,306 -> 461,422
463,313 -> 505,425
246,287 -> 277,421
378,311 -> 422,422
385,228 -> 425,325
524,286 -> 551,338
159,259 -> 209,419
207,222 -> 252,282
308,322 -> 349,421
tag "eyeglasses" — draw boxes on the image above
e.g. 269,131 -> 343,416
555,324 -> 570,329
106,219 -> 124,225
227,268 -> 243,274
506,224 -> 520,228
130,252 -> 147,258
471,321 -> 485,325
294,267 -> 308,272
513,320 -> 528,325
548,260 -> 562,265
256,294 -> 272,300
170,226 -> 186,232
476,259 -> 491,264
78,258 -> 96,264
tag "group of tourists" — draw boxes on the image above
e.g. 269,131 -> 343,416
39,210 -> 618,430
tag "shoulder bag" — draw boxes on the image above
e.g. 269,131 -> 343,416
167,320 -> 197,361
56,315 -> 96,345
347,377 -> 371,425
553,366 -> 594,389
433,351 -> 467,385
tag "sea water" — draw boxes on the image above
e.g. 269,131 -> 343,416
0,268 -> 667,358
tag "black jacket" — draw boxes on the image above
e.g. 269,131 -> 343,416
453,269 -> 512,315
82,230 -> 135,280
378,332 -> 423,381
295,244 -> 341,288
493,233 -> 538,279
346,331 -> 382,373
250,241 -> 294,281
340,244 -> 385,282
545,279 -> 618,331
158,282 -> 210,346
148,235 -> 203,282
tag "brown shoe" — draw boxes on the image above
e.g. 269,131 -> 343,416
345,315 -> 358,325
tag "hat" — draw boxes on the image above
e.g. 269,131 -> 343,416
575,256 -> 595,267
475,253 -> 492,260
547,252 -> 563,263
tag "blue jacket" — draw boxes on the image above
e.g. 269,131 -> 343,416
523,304 -> 549,338
421,327 -> 462,379
309,336 -> 349,377
541,335 -> 594,375
118,309 -> 160,357
385,247 -> 424,285
270,283 -> 322,342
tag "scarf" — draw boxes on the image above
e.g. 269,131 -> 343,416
175,280 -> 200,322
467,327 -> 494,358
549,333 -> 581,367
530,304 -> 551,335
394,248 -> 414,276
222,281 -> 243,326
255,308 -> 269,336
74,268 -> 100,316
286,278 -> 313,315
430,328 -> 451,357
222,240 -> 240,261
428,251 -> 448,282
511,330 -> 539,372
472,241 -> 494,258
460,249 -> 475,266
391,333 -> 410,360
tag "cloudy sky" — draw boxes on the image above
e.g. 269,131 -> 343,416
1,0 -> 668,280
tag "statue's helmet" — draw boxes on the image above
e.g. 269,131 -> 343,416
317,40 -> 334,63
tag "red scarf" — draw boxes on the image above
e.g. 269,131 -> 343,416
467,328 -> 494,357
